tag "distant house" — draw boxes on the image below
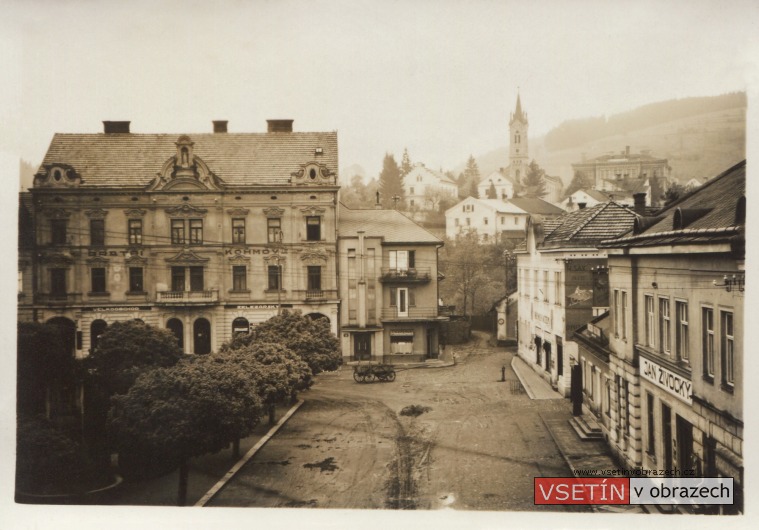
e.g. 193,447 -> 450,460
543,174 -> 564,203
445,196 -> 563,244
571,147 -> 671,207
403,163 -> 458,211
478,169 -> 517,200
561,188 -> 639,211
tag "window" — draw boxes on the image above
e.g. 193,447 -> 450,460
514,216 -> 518,225
232,266 -> 247,291
171,219 -> 185,245
189,219 -> 203,245
702,307 -> 714,379
189,266 -> 204,291
232,218 -> 246,244
268,265 -> 281,290
410,187 -> 415,194
466,217 -> 471,226
501,217 -> 505,225
390,333 -> 414,354
129,267 -> 143,293
484,217 -> 489,225
128,219 -> 143,245
307,266 -> 322,291
645,295 -> 655,347
614,290 -> 620,336
51,219 -> 67,245
416,175 -> 422,182
721,311 -> 734,388
659,297 -> 670,354
50,268 -> 66,296
554,271 -> 561,304
410,199 -> 415,207
389,250 -> 415,272
267,218 -> 281,243
306,216 -> 321,241
676,301 -> 689,362
171,266 -> 185,291
90,267 -> 106,293
455,218 -> 459,226
646,392 -> 655,454
90,219 -> 105,246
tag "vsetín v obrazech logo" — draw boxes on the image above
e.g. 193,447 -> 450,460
534,477 -> 734,506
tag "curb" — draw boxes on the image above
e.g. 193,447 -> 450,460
510,357 -> 537,399
194,399 -> 305,507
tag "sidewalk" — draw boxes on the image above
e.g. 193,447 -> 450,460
105,400 -> 301,506
511,353 -> 646,513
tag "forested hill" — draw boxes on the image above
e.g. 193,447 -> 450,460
543,92 -> 746,151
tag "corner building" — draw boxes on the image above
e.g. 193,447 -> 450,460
22,120 -> 340,357
601,161 -> 744,513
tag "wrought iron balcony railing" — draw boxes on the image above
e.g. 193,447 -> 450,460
156,290 -> 219,304
381,306 -> 440,320
379,267 -> 432,282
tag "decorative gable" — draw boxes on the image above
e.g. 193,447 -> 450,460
291,162 -> 335,186
165,248 -> 210,264
147,136 -> 226,191
34,164 -> 82,188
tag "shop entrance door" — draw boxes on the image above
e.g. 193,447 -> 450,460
354,333 -> 372,361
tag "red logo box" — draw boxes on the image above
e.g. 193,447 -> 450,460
534,477 -> 630,505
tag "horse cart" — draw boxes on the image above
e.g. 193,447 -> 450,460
352,363 -> 396,383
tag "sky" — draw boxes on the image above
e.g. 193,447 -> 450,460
1,0 -> 757,181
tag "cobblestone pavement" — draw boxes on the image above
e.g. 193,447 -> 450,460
210,332 -> 589,512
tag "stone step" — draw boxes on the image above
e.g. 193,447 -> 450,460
568,416 -> 604,441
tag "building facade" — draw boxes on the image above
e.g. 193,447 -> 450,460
516,202 -> 640,396
572,147 -> 671,207
337,205 -> 446,364
601,161 -> 744,512
21,119 -> 340,358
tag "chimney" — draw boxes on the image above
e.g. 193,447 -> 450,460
633,192 -> 646,215
577,202 -> 587,210
267,119 -> 294,133
625,145 -> 630,157
213,120 -> 228,133
103,121 -> 130,133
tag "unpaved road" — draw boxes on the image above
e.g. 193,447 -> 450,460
210,333 -> 587,512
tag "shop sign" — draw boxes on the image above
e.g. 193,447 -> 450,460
640,357 -> 692,404
82,306 -> 152,312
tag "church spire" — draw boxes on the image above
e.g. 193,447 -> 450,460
510,91 -> 527,125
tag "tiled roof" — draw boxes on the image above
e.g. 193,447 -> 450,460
407,165 -> 457,186
38,131 -> 339,187
338,204 -> 442,244
540,201 -> 639,249
509,197 -> 565,215
480,168 -> 517,186
601,160 -> 745,248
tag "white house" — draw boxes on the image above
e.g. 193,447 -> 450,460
445,197 -> 530,243
403,163 -> 458,211
477,169 -> 517,200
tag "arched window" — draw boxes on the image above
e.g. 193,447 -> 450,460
90,319 -> 108,354
167,318 -> 184,350
232,317 -> 250,336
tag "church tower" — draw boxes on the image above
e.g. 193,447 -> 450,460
509,93 -> 529,183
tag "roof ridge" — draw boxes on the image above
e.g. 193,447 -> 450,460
566,202 -> 609,239
656,159 -> 746,213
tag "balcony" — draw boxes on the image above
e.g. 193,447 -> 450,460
156,290 -> 219,305
381,306 -> 443,321
293,289 -> 338,303
379,267 -> 431,283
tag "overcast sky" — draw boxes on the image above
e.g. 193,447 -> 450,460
2,0 -> 758,179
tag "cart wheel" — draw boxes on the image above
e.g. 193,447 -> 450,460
353,370 -> 363,383
387,371 -> 396,382
365,372 -> 376,383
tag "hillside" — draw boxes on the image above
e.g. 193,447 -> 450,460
472,93 -> 746,186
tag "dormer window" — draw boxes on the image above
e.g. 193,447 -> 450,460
309,168 -> 317,180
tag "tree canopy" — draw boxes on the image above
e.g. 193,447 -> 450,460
563,169 -> 595,199
463,155 -> 480,198
85,320 -> 183,396
379,153 -> 404,208
521,160 -> 548,198
221,310 -> 340,374
400,148 -> 413,181
486,181 -> 497,199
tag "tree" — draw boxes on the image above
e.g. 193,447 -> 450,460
216,342 -> 312,425
221,310 -> 341,375
17,322 -> 76,416
439,232 -> 490,316
108,357 -> 263,505
662,182 -> 692,207
463,155 -> 480,198
85,320 -> 183,396
563,169 -> 594,199
486,181 -> 498,199
522,159 -> 548,198
378,153 -> 404,208
400,148 -> 413,181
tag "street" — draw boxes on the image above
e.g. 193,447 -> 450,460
209,333 -> 588,511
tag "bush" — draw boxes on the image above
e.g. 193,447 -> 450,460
16,416 -> 108,495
